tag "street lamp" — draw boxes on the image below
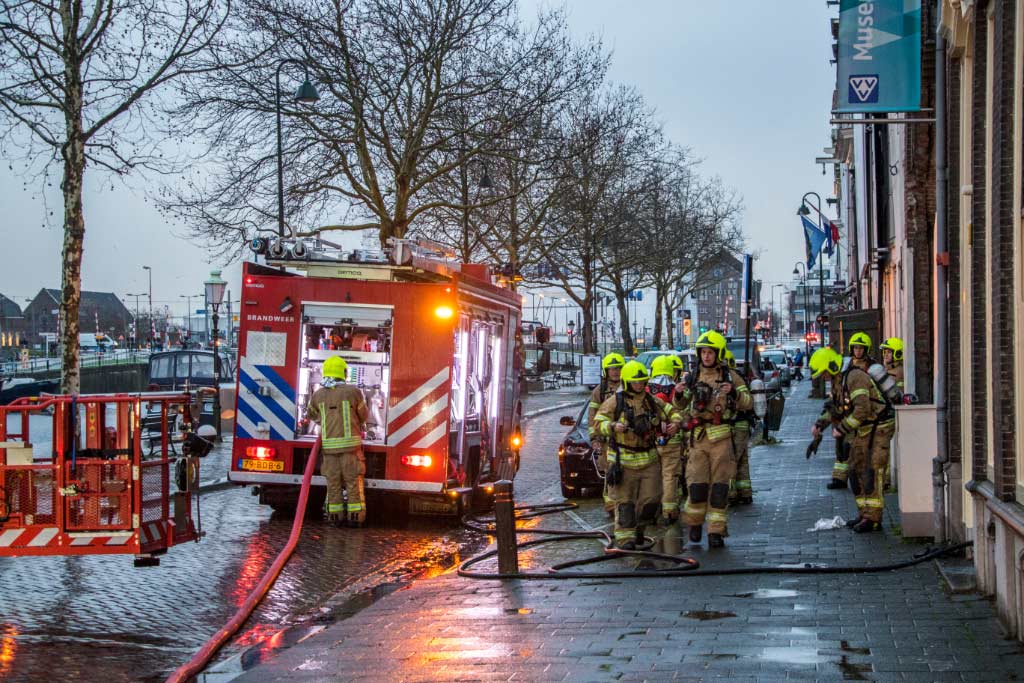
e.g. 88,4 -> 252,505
276,59 -> 320,237
793,262 -> 810,357
205,270 -> 227,440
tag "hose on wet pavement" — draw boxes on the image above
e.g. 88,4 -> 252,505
166,437 -> 321,683
458,502 -> 973,580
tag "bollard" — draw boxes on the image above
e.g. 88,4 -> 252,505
493,479 -> 519,575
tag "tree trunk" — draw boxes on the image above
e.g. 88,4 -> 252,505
666,301 -> 675,348
652,283 -> 665,348
615,288 -> 633,355
60,15 -> 85,395
581,292 -> 596,354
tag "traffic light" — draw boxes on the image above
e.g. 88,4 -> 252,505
699,326 -> 708,334
683,319 -> 692,336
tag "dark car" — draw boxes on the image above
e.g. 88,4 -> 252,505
144,350 -> 234,449
557,402 -> 603,499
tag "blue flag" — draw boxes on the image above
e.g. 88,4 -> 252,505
802,215 -> 827,269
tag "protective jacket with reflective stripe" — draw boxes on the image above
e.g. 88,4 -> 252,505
306,384 -> 368,452
838,368 -> 884,436
593,390 -> 682,467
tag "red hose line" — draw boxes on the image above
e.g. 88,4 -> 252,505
166,437 -> 321,683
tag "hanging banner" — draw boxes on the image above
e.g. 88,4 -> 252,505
837,0 -> 921,113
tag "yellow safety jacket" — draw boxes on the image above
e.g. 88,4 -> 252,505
682,364 -> 752,442
306,383 -> 368,452
838,368 -> 888,438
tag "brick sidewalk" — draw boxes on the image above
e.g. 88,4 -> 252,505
234,386 -> 1024,682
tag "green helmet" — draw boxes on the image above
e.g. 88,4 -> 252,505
879,337 -> 904,361
620,360 -> 651,386
809,347 -> 843,379
650,355 -> 676,378
322,356 -> 348,379
695,330 -> 727,363
601,352 -> 625,376
849,332 -> 872,351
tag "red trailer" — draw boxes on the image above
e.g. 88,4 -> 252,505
229,238 -> 523,515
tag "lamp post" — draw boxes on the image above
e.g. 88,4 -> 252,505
793,262 -> 810,357
276,60 -> 320,238
566,319 -> 576,371
205,270 -> 227,440
141,265 -> 154,347
797,192 -> 827,345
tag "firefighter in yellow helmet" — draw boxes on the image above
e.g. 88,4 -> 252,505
306,356 -> 369,527
723,349 -> 754,505
649,355 -> 687,523
594,360 -> 683,549
877,337 -> 905,491
680,331 -> 752,547
811,346 -> 850,490
848,332 -> 876,371
589,352 -> 625,515
809,347 -> 888,532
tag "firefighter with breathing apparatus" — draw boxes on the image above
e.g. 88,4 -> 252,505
877,336 -> 906,491
724,349 -> 755,505
848,331 -> 877,370
589,352 -> 626,515
680,331 -> 752,548
594,360 -> 683,550
809,347 -> 894,533
648,355 -> 688,524
306,356 -> 369,527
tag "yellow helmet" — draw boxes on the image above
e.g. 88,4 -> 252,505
620,360 -> 650,386
601,352 -> 626,375
322,356 -> 349,379
650,355 -> 675,378
879,337 -> 904,361
695,330 -> 727,363
848,332 -> 872,351
809,347 -> 843,379
669,355 -> 685,374
724,349 -> 736,368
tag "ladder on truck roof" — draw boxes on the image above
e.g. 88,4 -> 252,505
0,392 -> 209,566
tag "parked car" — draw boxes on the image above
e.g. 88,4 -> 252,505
557,402 -> 603,499
760,357 -> 782,393
760,349 -> 792,387
636,350 -> 673,369
144,350 -> 234,447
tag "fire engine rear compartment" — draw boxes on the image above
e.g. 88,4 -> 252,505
231,258 -> 523,516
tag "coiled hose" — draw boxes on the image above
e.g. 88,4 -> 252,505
458,502 -> 972,580
166,437 -> 321,683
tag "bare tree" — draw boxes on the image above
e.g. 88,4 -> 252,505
0,0 -> 233,392
168,0 -> 601,255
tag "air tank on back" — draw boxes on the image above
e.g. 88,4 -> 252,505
867,363 -> 902,404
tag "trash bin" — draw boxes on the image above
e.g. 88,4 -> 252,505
764,392 -> 786,432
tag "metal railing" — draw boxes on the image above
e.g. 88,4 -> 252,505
1,349 -> 151,377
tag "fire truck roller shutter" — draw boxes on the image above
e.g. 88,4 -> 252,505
237,358 -> 297,440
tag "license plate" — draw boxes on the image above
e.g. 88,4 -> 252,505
240,458 -> 284,472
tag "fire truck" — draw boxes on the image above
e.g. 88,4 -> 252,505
228,237 -> 524,515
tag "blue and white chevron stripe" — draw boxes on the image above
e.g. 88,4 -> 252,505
236,358 -> 297,441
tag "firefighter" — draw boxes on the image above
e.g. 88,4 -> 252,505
681,331 -> 752,548
649,355 -> 686,523
594,360 -> 683,550
589,352 -> 625,515
306,356 -> 369,527
724,349 -> 754,505
848,332 -> 876,370
809,347 -> 888,533
878,337 -> 905,491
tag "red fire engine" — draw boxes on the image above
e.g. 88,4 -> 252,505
229,238 -> 523,515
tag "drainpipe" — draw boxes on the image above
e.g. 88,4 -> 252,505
933,3 -> 949,544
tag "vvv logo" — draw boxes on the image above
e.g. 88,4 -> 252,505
849,75 -> 879,103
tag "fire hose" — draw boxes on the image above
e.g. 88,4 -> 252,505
166,437 -> 321,683
459,503 -> 972,580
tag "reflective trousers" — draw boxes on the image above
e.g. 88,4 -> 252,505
729,424 -> 751,500
609,461 -> 662,544
683,434 -> 736,535
322,447 -> 366,523
595,441 -> 614,512
658,441 -> 685,516
831,436 -> 849,482
847,430 -> 889,524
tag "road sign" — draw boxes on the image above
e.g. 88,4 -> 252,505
581,355 -> 601,386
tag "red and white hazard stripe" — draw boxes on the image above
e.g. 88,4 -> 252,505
386,368 -> 450,451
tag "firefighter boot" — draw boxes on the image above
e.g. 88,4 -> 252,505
708,533 -> 725,548
827,478 -> 848,490
688,524 -> 703,544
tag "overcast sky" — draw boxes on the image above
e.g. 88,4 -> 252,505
0,1 -> 837,317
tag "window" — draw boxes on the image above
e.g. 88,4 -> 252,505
191,353 -> 216,379
151,355 -> 174,379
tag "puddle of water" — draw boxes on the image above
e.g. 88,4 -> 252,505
728,589 -> 799,599
682,610 -> 736,621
